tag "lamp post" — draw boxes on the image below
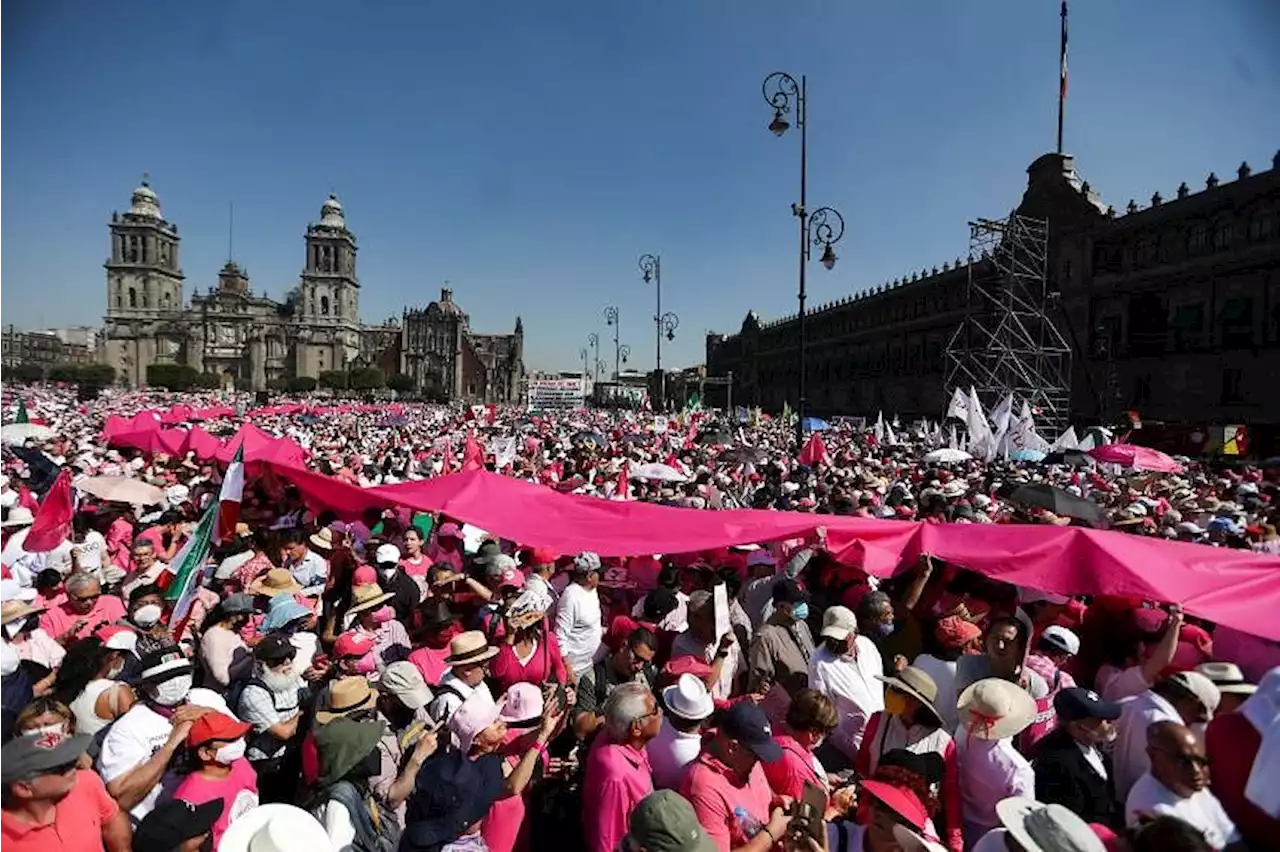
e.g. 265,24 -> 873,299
762,71 -> 846,449
579,347 -> 589,385
640,254 -> 678,411
587,332 -> 601,384
605,306 -> 626,380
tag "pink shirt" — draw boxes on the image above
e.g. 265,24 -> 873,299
409,645 -> 451,685
400,555 -> 429,578
489,634 -> 568,694
107,517 -> 134,571
482,739 -> 549,852
761,734 -> 823,801
582,738 -> 655,852
172,759 -> 260,849
40,595 -> 126,641
680,752 -> 775,852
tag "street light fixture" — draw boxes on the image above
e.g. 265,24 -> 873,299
762,70 -> 846,449
587,332 -> 601,384
639,253 -> 675,411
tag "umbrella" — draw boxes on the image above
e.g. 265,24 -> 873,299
1088,444 -> 1185,473
1009,449 -> 1047,463
75,476 -> 166,507
1008,483 -> 1104,523
620,434 -> 650,445
572,431 -> 606,448
720,447 -> 768,464
924,448 -> 972,464
695,431 -> 733,446
802,417 -> 830,432
1,423 -> 54,446
1043,450 -> 1094,467
629,462 -> 688,483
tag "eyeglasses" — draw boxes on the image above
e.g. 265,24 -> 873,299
69,593 -> 101,603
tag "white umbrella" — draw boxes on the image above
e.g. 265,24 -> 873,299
924,448 -> 972,464
1,423 -> 54,446
629,462 -> 689,482
75,476 -> 167,506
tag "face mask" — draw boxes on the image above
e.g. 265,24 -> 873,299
875,622 -> 895,638
0,641 -> 19,676
152,674 -> 193,706
3,621 -> 22,639
25,723 -> 68,738
378,566 -> 397,580
790,602 -> 810,622
883,691 -> 910,717
354,652 -> 377,675
371,606 -> 394,626
215,738 -> 247,765
132,604 -> 163,628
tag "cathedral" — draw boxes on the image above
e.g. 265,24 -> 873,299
100,178 -> 524,400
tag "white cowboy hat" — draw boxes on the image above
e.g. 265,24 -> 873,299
662,673 -> 714,721
957,678 -> 1037,741
1,507 -> 35,528
218,803 -> 331,852
995,797 -> 1106,852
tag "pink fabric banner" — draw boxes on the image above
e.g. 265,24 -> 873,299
215,424 -> 307,468
256,462 -> 1280,640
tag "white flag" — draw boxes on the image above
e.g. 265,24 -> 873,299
1050,426 -> 1080,452
967,387 -> 994,459
489,436 -> 517,468
946,388 -> 970,421
989,393 -> 1015,434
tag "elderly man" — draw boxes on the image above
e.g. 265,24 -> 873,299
235,633 -> 307,803
122,539 -> 168,598
39,573 -> 126,644
426,630 -> 498,728
582,682 -> 662,852
808,605 -> 884,768
1113,670 -> 1220,802
555,551 -> 605,678
1032,687 -> 1124,828
1125,721 -> 1239,849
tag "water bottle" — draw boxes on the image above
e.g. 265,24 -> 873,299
733,807 -> 764,840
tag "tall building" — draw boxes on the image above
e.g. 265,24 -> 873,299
705,150 -> 1280,429
399,289 -> 524,401
99,178 -> 524,397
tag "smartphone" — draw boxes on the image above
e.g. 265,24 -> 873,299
792,782 -> 828,842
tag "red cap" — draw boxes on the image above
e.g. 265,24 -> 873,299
498,568 -> 525,590
95,624 -> 139,652
188,712 -> 252,748
334,631 -> 375,658
524,547 -> 558,567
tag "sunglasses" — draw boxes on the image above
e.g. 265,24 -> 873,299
1153,747 -> 1210,770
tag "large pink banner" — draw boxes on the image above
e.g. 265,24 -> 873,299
256,462 -> 1280,641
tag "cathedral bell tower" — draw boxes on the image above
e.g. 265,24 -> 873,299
299,194 -> 359,324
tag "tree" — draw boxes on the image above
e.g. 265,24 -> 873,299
194,372 -> 221,389
287,376 -> 318,392
147,363 -> 202,390
318,370 -> 348,390
387,373 -> 416,393
47,365 -> 80,383
46,363 -> 116,385
8,364 -> 44,383
348,367 -> 385,391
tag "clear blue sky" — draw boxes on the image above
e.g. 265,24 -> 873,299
3,1 -> 1278,373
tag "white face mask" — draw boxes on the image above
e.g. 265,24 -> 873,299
152,674 -> 192,706
215,738 -> 247,765
0,641 -> 19,676
25,723 -> 67,738
132,604 -> 163,628
3,621 -> 22,639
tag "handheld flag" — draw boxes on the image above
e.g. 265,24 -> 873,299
23,469 -> 74,553
216,444 -> 244,543
164,499 -> 218,625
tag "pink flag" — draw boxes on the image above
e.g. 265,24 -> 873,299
616,462 -> 631,501
442,439 -> 457,474
24,469 -> 74,553
798,433 -> 829,467
462,431 -> 484,472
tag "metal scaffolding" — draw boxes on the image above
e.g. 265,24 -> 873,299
944,213 -> 1072,437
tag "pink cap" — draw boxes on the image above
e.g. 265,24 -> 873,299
449,689 -> 502,753
334,631 -> 375,658
498,682 -> 544,725
498,568 -> 525,590
438,523 -> 461,539
352,565 -> 377,586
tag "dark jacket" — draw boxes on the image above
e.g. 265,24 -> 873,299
384,569 -> 422,624
1031,727 -> 1119,828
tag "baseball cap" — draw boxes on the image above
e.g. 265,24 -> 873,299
771,578 -> 807,605
0,732 -> 93,784
627,790 -> 717,852
1040,626 -> 1080,656
523,546 -> 558,567
334,631 -> 376,659
720,702 -> 782,763
380,661 -> 434,710
375,543 -> 402,565
1054,687 -> 1122,722
95,624 -> 139,652
132,799 -> 225,852
221,593 -> 256,615
139,647 -> 193,683
820,605 -> 857,641
188,712 -> 252,748
254,633 -> 297,664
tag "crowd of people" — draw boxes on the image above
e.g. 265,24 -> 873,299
0,385 -> 1276,852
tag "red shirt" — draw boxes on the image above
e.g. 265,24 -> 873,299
1,769 -> 120,852
1205,711 -> 1279,849
762,734 -> 823,800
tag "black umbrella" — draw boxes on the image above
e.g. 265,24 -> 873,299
572,431 -> 606,447
695,431 -> 732,446
1043,450 -> 1094,467
721,447 -> 768,464
1008,483 -> 1103,523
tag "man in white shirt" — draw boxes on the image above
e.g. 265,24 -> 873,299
809,605 -> 884,765
554,552 -> 604,678
1125,721 -> 1239,849
647,673 -> 713,789
1113,670 -> 1220,802
427,630 -> 498,731
283,529 -> 329,596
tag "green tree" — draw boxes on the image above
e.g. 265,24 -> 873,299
47,365 -> 80,383
318,370 -> 348,390
194,372 -> 221,389
147,363 -> 202,390
8,364 -> 44,383
387,373 -> 416,393
287,376 -> 318,392
80,364 -> 116,385
348,367 -> 385,391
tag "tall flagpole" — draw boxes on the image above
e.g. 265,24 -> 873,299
1057,0 -> 1068,154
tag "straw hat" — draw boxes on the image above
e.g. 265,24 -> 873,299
346,582 -> 394,616
248,568 -> 302,598
957,678 -> 1037,740
444,630 -> 498,666
316,676 -> 379,725
308,527 -> 334,551
0,600 -> 44,627
876,666 -> 942,727
1,507 -> 35,528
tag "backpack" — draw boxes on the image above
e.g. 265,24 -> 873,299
320,779 -> 402,852
227,677 -> 307,757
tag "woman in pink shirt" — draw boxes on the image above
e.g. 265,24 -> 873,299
399,527 -> 429,578
490,608 -> 568,695
482,685 -> 554,852
408,600 -> 461,685
762,688 -> 837,801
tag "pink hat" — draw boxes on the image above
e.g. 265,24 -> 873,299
352,565 -> 377,586
498,683 -> 544,727
449,689 -> 502,752
498,568 -> 525,590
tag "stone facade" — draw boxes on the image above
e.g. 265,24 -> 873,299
706,150 -> 1280,427
100,179 -> 523,397
399,289 -> 524,402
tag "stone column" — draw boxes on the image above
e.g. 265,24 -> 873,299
250,336 -> 267,390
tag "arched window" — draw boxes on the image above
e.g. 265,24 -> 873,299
128,287 -> 138,308
321,296 -> 330,315
1187,222 -> 1209,254
1212,219 -> 1233,250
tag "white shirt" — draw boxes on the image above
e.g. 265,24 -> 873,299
215,549 -> 255,581
2,528 -> 41,586
669,631 -> 742,701
912,653 -> 960,733
554,582 -> 604,677
287,549 -> 328,595
1113,689 -> 1183,802
1125,773 -> 1239,849
98,688 -> 231,820
428,674 -> 493,740
73,529 -> 107,575
1077,742 -> 1107,779
647,719 -> 704,790
955,735 -> 1035,848
1100,664 -> 1151,702
809,638 -> 885,760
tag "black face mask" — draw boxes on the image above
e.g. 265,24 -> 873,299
347,746 -> 382,781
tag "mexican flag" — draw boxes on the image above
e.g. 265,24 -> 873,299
163,498 -> 218,623
216,445 -> 245,543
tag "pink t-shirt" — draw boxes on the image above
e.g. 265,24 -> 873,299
582,738 -> 655,852
482,738 -> 549,852
490,635 -> 568,694
409,645 -> 452,685
680,753 -> 775,852
400,555 -> 429,578
172,759 -> 260,849
40,596 -> 127,641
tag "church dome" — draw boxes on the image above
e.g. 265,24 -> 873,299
319,193 -> 346,228
129,176 -> 162,219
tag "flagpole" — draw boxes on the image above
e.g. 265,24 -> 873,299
1057,0 -> 1068,154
